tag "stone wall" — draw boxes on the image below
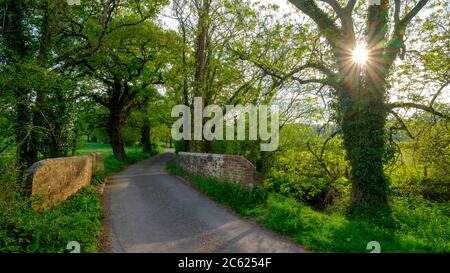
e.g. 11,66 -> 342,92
26,153 -> 104,211
174,152 -> 261,188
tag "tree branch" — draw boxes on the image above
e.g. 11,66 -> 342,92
288,0 -> 343,48
399,0 -> 430,27
386,0 -> 430,70
307,137 -> 335,178
430,80 -> 450,107
345,0 -> 357,11
0,145 -> 9,155
387,102 -> 449,120
87,93 -> 109,107
388,110 -> 414,139
318,0 -> 343,15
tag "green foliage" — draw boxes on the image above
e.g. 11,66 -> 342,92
390,120 -> 450,202
262,194 -> 449,253
0,184 -> 102,253
266,174 -> 331,207
0,158 -> 22,215
264,125 -> 350,208
0,0 -> 448,254
0,62 -> 80,159
210,139 -> 263,169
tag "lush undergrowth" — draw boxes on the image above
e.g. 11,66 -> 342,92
167,161 -> 449,253
0,185 -> 102,253
0,143 -> 158,253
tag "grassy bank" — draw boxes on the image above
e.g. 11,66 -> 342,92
0,143 -> 158,253
167,162 -> 449,253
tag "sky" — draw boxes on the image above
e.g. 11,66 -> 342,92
158,0 -> 449,107
160,0 -> 294,30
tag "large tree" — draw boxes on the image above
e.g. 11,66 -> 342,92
283,0 -> 450,206
78,22 -> 176,160
1,0 -> 38,171
1,0 -> 169,170
170,0 -> 275,152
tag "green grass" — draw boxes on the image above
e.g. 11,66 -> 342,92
167,161 -> 450,253
261,194 -> 449,253
76,143 -> 160,176
0,143 -> 158,253
0,185 -> 102,253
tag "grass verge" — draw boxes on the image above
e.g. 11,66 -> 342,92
167,162 -> 267,217
167,161 -> 449,253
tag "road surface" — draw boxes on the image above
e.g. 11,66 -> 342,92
104,151 -> 306,253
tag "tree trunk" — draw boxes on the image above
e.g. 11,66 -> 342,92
340,2 -> 391,207
4,0 -> 38,174
32,0 -> 51,158
339,77 -> 389,206
189,0 -> 211,154
194,1 -> 208,99
107,110 -> 127,160
15,90 -> 37,173
178,8 -> 191,153
141,121 -> 153,153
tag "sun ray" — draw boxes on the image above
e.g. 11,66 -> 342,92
352,44 -> 369,65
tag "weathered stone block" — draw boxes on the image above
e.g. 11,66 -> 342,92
26,153 -> 104,211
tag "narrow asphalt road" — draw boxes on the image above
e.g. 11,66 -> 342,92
104,151 -> 306,253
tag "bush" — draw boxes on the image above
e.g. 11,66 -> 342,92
0,185 -> 102,253
265,147 -> 350,208
262,125 -> 351,208
0,158 -> 22,215
390,120 -> 450,202
265,172 -> 331,207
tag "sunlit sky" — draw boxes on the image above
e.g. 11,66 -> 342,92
160,0 -> 293,30
159,0 -> 449,110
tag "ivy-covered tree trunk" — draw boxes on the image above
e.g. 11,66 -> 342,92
340,2 -> 392,206
339,81 -> 389,206
4,0 -> 38,172
33,0 -> 50,158
14,89 -> 38,172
